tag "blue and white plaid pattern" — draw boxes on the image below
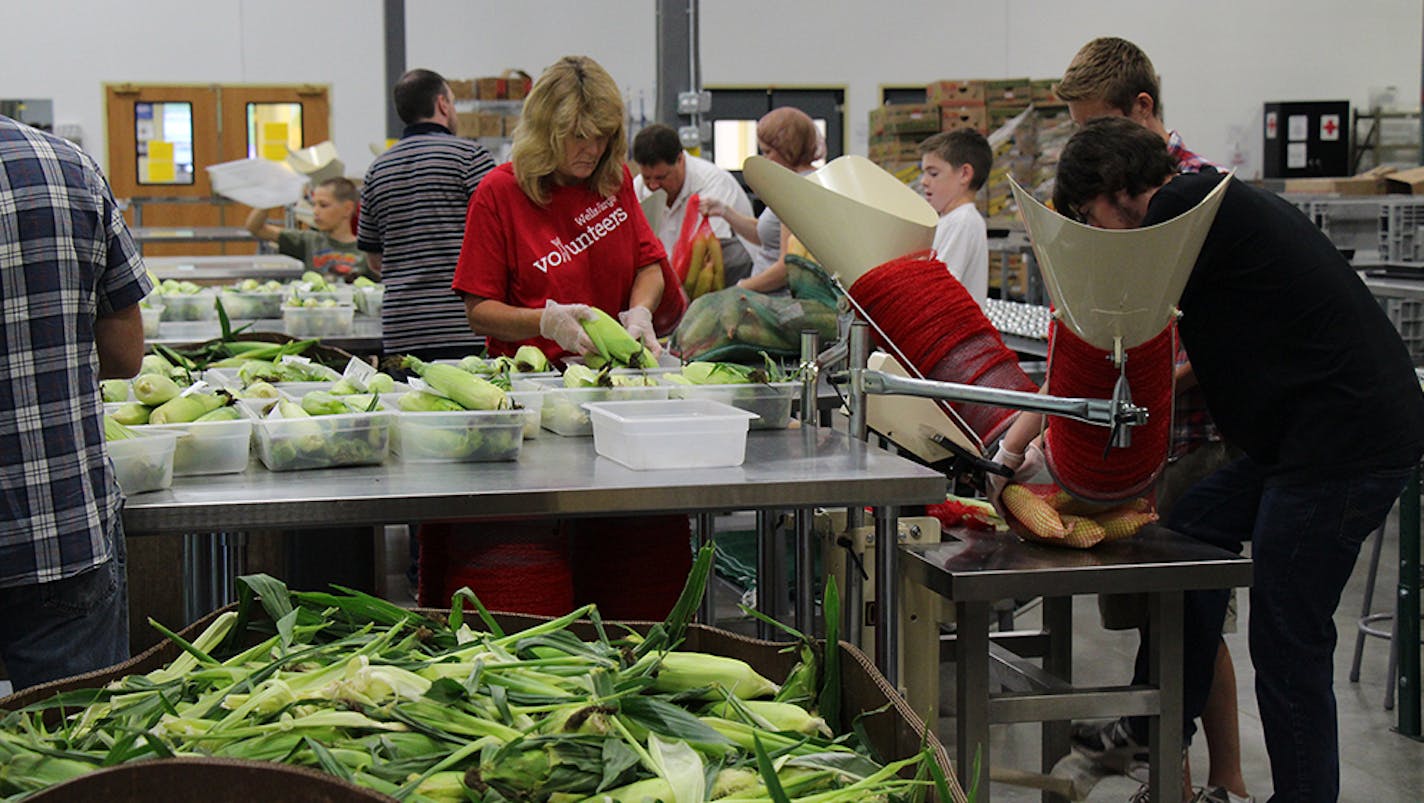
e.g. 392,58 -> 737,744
0,116 -> 149,586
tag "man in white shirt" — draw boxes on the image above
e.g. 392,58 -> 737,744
918,129 -> 991,308
632,124 -> 755,285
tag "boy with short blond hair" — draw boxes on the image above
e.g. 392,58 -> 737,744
918,129 -> 992,307
245,176 -> 373,283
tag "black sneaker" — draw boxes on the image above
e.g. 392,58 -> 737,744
1070,717 -> 1149,774
1128,783 -> 1152,803
1191,787 -> 1255,803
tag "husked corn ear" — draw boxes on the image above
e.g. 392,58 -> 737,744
651,651 -> 779,700
580,307 -> 650,368
103,414 -> 136,441
111,401 -> 151,426
1045,488 -> 1118,516
1058,514 -> 1109,548
1001,484 -> 1070,539
398,390 -> 465,413
1096,507 -> 1159,541
403,356 -> 508,410
133,373 -> 181,406
709,699 -> 832,737
148,393 -> 218,424
513,345 -> 551,373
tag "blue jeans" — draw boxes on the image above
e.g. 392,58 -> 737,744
1128,456 -> 1410,803
0,520 -> 129,691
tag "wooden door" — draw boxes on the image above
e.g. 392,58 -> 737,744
106,84 -> 224,256
106,84 -> 331,256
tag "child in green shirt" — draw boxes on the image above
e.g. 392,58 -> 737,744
245,177 -> 374,283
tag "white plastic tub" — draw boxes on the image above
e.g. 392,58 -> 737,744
107,429 -> 180,494
524,377 -> 669,437
353,285 -> 385,317
507,389 -> 543,440
585,399 -> 758,470
253,408 -> 392,471
141,305 -> 164,338
393,408 -> 525,463
217,289 -> 285,319
282,304 -> 355,337
159,292 -> 217,321
146,410 -> 254,476
662,380 -> 799,430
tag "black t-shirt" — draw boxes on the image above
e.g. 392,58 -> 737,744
1146,172 -> 1424,482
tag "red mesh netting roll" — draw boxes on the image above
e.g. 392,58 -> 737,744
848,254 -> 1039,442
1043,322 -> 1176,503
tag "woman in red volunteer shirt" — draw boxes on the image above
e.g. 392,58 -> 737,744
454,55 -> 666,362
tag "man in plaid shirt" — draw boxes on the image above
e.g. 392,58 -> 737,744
0,115 -> 149,689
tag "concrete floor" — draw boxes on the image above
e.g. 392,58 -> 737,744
936,506 -> 1424,802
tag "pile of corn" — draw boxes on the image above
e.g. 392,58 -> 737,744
1000,484 -> 1158,548
0,549 -> 953,802
580,309 -> 656,370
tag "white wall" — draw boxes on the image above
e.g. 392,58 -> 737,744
0,0 -> 1418,180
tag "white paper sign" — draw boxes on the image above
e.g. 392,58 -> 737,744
1320,114 -> 1341,141
1288,115 -> 1309,142
342,357 -> 376,390
1287,142 -> 1308,169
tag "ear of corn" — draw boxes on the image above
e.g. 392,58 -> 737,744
139,353 -> 173,377
242,381 -> 281,399
301,391 -> 351,417
100,379 -> 130,403
195,406 -> 242,423
112,402 -> 152,426
366,372 -> 397,394
1001,484 -> 1070,539
398,391 -> 465,413
1096,507 -> 1159,541
580,308 -> 648,368
513,345 -> 551,373
133,374 -> 181,406
403,356 -> 507,411
651,652 -> 779,700
1057,514 -> 1109,548
709,699 -> 832,737
148,393 -> 211,425
103,414 -> 136,441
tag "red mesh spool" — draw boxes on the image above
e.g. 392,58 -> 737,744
1043,322 -> 1176,503
417,521 -> 573,616
848,254 -> 1038,442
568,515 -> 692,621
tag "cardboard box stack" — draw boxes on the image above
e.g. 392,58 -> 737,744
867,103 -> 941,183
447,69 -> 531,141
986,246 -> 1030,297
980,79 -> 1036,220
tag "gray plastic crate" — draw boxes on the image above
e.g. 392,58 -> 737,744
1381,296 -> 1424,364
1378,198 -> 1424,265
1309,198 -> 1386,262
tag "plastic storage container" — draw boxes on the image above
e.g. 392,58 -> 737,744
287,285 -> 355,306
107,429 -> 180,494
282,303 -> 355,337
523,377 -> 669,436
507,389 -> 543,439
585,399 -> 757,470
216,289 -> 285,319
149,413 -> 254,476
393,408 -> 525,462
159,291 -> 217,322
141,305 -> 164,338
353,285 -> 385,317
253,409 -> 392,471
662,380 -> 798,430
1381,296 -> 1424,364
205,364 -> 344,391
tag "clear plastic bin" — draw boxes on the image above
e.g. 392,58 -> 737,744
507,389 -> 543,439
354,285 -> 385,317
216,290 -> 285,319
147,410 -> 254,476
523,377 -> 669,436
158,292 -> 217,321
585,399 -> 757,470
393,407 -> 525,462
288,286 -> 355,305
253,409 -> 392,471
141,305 -> 163,338
282,304 -> 355,337
107,429 -> 180,494
204,365 -> 344,391
661,380 -> 798,430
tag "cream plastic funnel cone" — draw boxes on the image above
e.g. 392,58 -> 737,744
287,141 -> 345,185
743,155 -> 937,287
1009,174 -> 1230,351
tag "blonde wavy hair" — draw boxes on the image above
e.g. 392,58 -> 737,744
511,55 -> 627,205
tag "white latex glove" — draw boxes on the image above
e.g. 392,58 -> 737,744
538,299 -> 597,355
618,306 -> 662,356
987,440 -> 1047,516
699,197 -> 728,218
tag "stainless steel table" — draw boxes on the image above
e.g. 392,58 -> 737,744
151,318 -> 382,353
901,526 -> 1253,803
123,428 -> 947,675
133,226 -> 255,245
145,255 -> 304,282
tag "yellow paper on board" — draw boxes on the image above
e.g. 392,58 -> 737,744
146,140 -> 175,183
261,122 -> 290,161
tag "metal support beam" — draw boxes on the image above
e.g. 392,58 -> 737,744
382,0 -> 406,139
654,0 -> 694,126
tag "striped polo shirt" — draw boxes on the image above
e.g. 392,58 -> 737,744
358,123 -> 496,353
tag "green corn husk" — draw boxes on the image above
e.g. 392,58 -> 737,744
111,401 -> 152,426
195,406 -> 242,423
103,414 -> 137,441
139,353 -> 173,377
132,373 -> 181,406
651,652 -> 779,700
514,345 -> 551,373
301,391 -> 351,417
403,356 -> 507,411
100,379 -> 131,403
398,391 -> 465,413
242,381 -> 281,400
148,394 -> 210,425
329,378 -> 362,396
366,372 -> 397,394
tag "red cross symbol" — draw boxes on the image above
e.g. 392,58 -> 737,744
1266,112 -> 1278,139
1320,114 -> 1341,141
1323,118 -> 1338,137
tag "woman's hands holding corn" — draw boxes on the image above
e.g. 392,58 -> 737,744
988,438 -> 1046,516
539,299 -> 598,354
618,306 -> 662,356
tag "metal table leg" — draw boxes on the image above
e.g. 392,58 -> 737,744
1041,596 -> 1073,803
794,508 -> 815,634
1146,589 -> 1185,803
874,505 -> 900,686
755,509 -> 777,640
1399,466 -> 1421,739
956,599 -> 992,802
696,512 -> 716,625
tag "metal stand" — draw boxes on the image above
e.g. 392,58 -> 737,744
182,532 -> 247,625
1399,466 -> 1421,738
696,512 -> 717,625
794,330 -> 820,634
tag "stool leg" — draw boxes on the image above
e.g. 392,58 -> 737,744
1351,523 -> 1388,683
1386,608 -> 1400,711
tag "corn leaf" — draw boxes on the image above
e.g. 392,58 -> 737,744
635,544 -> 714,660
650,733 -> 706,803
618,696 -> 730,746
424,677 -> 466,705
818,575 -> 841,730
449,586 -> 503,638
752,733 -> 792,803
599,736 -> 644,792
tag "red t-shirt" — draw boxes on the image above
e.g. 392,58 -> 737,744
452,163 -> 667,358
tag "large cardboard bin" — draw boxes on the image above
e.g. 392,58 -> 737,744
4,608 -> 966,803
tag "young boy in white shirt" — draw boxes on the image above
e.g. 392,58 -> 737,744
918,129 -> 992,308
